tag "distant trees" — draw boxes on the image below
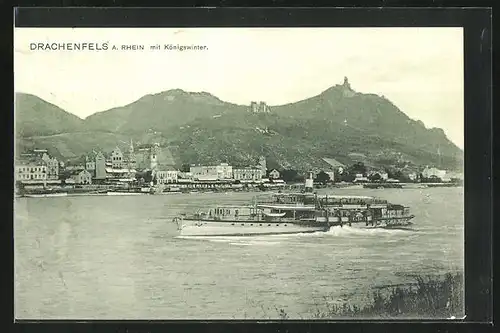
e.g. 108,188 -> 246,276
280,169 -> 305,183
421,175 -> 443,183
315,171 -> 331,185
180,163 -> 191,172
136,170 -> 153,184
385,168 -> 402,180
348,162 -> 367,176
385,167 -> 417,183
340,172 -> 355,183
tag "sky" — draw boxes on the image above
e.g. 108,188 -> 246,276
14,27 -> 464,148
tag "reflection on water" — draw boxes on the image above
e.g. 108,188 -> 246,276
14,187 -> 464,319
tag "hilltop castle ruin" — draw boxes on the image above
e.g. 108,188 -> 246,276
249,101 -> 271,113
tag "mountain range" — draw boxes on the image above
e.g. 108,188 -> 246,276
15,78 -> 463,172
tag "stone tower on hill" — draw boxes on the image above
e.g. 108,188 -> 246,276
342,76 -> 355,98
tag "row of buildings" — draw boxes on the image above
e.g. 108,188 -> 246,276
168,157 -> 282,185
15,142 -> 462,189
15,141 -> 164,187
14,144 -> 284,187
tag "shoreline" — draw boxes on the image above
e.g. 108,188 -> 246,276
15,183 -> 463,199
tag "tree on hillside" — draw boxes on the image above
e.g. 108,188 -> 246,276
180,163 -> 191,172
385,168 -> 413,182
348,162 -> 367,176
385,168 -> 398,179
281,169 -> 304,183
340,172 -> 355,183
315,171 -> 331,184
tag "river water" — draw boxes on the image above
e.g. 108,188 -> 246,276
14,187 -> 464,320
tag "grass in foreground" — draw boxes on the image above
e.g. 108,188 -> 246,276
272,272 -> 464,319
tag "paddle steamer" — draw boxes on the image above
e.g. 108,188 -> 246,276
173,192 -> 415,237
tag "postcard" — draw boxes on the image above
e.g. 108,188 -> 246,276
14,26 -> 465,320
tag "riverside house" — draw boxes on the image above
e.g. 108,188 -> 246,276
233,167 -> 262,182
15,163 -> 47,182
155,167 -> 179,184
190,163 -> 233,180
65,169 -> 93,185
41,153 -> 59,180
268,169 -> 281,179
422,166 -> 447,180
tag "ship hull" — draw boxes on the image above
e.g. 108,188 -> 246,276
178,220 -> 328,237
24,193 -> 68,198
347,217 -> 415,230
106,191 -> 145,196
349,223 -> 415,231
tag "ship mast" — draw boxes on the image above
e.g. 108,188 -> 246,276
253,195 -> 259,221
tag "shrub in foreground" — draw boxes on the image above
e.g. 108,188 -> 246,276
274,272 -> 464,319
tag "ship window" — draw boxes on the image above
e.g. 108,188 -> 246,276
231,223 -> 235,226
241,224 -> 244,226
268,224 -> 271,226
276,224 -> 279,226
250,224 -> 253,226
284,224 -> 287,226
259,224 -> 262,226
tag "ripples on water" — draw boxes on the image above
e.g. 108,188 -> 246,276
14,187 -> 464,319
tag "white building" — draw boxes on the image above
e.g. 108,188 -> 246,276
367,170 -> 389,181
110,147 -> 124,169
353,173 -> 369,183
216,163 -> 233,179
155,168 -> 179,184
67,169 -> 93,185
422,167 -> 447,180
65,165 -> 85,171
190,163 -> 233,180
408,172 -> 418,181
178,171 -> 193,180
105,163 -> 137,181
41,153 -> 59,180
233,167 -> 262,182
85,153 -> 96,171
268,169 -> 281,179
15,163 -> 47,182
325,171 -> 335,182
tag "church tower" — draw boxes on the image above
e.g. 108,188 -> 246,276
150,143 -> 160,170
258,156 -> 267,178
128,139 -> 136,170
128,139 -> 134,156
